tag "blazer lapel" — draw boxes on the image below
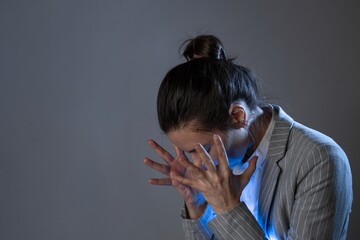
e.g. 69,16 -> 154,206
258,106 -> 294,231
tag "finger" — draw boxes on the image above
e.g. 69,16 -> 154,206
174,145 -> 186,158
143,158 -> 170,176
147,139 -> 174,164
194,144 -> 216,172
241,156 -> 258,183
178,157 -> 204,178
171,171 -> 201,191
148,178 -> 172,186
191,153 -> 202,168
213,134 -> 230,173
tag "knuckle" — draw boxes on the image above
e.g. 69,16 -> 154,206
213,175 -> 221,184
195,172 -> 203,178
222,169 -> 230,177
162,165 -> 170,173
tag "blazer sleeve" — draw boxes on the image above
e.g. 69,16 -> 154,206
207,202 -> 265,240
181,204 -> 216,240
286,144 -> 352,240
181,202 -> 265,240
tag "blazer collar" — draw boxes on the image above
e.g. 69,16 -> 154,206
267,105 -> 294,163
258,105 -> 294,234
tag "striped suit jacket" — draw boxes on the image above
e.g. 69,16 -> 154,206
182,105 -> 353,240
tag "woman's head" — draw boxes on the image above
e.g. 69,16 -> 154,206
157,58 -> 261,134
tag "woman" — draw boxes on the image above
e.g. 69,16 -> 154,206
144,35 -> 352,239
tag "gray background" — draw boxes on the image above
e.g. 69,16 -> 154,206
0,0 -> 359,239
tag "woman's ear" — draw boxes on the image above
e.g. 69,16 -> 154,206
229,104 -> 246,129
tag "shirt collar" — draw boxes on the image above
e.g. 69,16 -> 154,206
253,106 -> 276,165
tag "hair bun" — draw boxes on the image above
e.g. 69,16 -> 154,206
181,35 -> 227,61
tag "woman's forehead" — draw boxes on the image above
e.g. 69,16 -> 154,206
167,128 -> 214,152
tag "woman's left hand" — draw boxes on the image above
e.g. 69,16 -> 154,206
171,134 -> 258,215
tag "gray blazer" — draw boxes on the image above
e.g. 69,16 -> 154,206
182,106 -> 353,240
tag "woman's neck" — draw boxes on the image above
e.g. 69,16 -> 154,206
248,106 -> 272,153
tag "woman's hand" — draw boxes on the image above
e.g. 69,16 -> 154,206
144,139 -> 207,219
171,134 -> 257,215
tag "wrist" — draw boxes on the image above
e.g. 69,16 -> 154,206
185,201 -> 207,219
213,200 -> 240,215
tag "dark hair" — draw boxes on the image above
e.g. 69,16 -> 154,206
157,58 -> 261,133
181,35 -> 227,61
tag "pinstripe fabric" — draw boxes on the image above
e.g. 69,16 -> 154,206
182,205 -> 214,240
181,106 -> 352,240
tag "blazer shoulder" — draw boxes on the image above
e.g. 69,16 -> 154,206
288,122 -> 349,167
290,122 -> 341,150
270,105 -> 348,166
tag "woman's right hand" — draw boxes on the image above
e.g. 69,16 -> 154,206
144,139 -> 207,219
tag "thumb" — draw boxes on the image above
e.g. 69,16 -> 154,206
237,156 -> 258,185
